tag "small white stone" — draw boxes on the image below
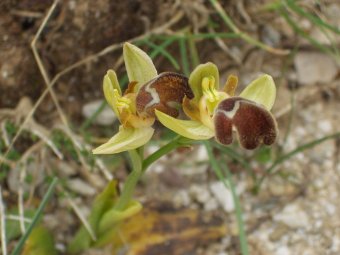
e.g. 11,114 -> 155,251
318,120 -> 332,133
82,100 -> 117,126
196,144 -> 209,161
275,246 -> 291,255
274,204 -> 310,229
294,52 -> 338,85
204,198 -> 219,211
67,179 -> 96,196
189,185 -> 211,204
210,181 -> 234,212
173,190 -> 191,207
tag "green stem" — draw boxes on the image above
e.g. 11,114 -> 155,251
204,141 -> 249,255
112,136 -> 193,211
142,136 -> 192,172
113,150 -> 142,211
11,178 -> 58,255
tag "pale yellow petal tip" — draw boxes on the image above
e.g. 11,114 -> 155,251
239,74 -> 276,111
123,42 -> 157,86
155,110 -> 214,140
92,127 -> 154,155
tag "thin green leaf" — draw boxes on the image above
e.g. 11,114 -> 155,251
256,132 -> 340,190
279,8 -> 334,56
179,38 -> 190,76
204,141 -> 249,255
285,0 -> 340,35
11,178 -> 58,255
143,40 -> 180,70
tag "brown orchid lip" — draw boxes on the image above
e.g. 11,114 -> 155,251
214,97 -> 278,150
136,72 -> 194,118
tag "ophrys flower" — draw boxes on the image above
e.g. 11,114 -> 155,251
93,43 -> 193,154
156,62 -> 278,149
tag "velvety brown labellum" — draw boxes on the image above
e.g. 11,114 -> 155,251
136,72 -> 194,118
214,97 -> 277,150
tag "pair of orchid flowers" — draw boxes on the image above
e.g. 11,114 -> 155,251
92,43 -> 277,155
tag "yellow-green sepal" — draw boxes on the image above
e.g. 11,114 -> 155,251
123,42 -> 157,90
239,74 -> 276,111
22,226 -> 57,255
103,70 -> 121,117
92,126 -> 154,154
189,62 -> 219,103
155,110 -> 214,140
98,200 -> 142,235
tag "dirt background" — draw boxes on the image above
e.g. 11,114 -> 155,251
1,0 -> 340,254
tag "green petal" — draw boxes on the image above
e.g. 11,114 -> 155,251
239,74 -> 276,111
92,126 -> 154,154
103,70 -> 120,117
155,110 -> 214,140
98,200 -> 142,234
123,42 -> 157,90
189,62 -> 219,103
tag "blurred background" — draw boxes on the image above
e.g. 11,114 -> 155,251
0,0 -> 339,254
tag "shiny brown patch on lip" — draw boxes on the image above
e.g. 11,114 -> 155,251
136,72 -> 194,118
214,97 -> 277,150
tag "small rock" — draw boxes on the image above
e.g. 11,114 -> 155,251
196,144 -> 209,161
82,100 -> 116,125
294,52 -> 338,85
204,198 -> 219,211
276,246 -> 291,255
8,161 -> 45,194
173,190 -> 191,207
318,120 -> 332,133
261,25 -> 281,47
189,184 -> 211,204
67,179 -> 96,196
269,224 -> 289,241
210,181 -> 234,213
274,203 -> 310,229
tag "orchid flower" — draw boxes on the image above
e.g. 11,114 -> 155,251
156,62 -> 278,150
93,43 -> 193,154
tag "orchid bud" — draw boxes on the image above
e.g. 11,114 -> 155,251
214,97 -> 277,150
136,72 -> 194,118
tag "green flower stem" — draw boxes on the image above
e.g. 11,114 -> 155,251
142,136 -> 193,172
108,136 -> 193,218
113,150 -> 142,211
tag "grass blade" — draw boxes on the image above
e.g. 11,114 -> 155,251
179,38 -> 190,76
11,177 -> 58,255
256,132 -> 340,190
279,8 -> 335,57
142,40 -> 180,70
204,141 -> 249,255
285,0 -> 340,35
209,0 -> 289,55
0,187 -> 7,255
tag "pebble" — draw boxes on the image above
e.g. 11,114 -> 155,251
82,100 -> 116,125
274,203 -> 310,229
317,120 -> 333,133
189,184 -> 211,204
294,52 -> 338,85
269,224 -> 289,241
210,181 -> 234,213
173,190 -> 191,207
204,198 -> 219,211
276,246 -> 291,255
67,178 -> 96,196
